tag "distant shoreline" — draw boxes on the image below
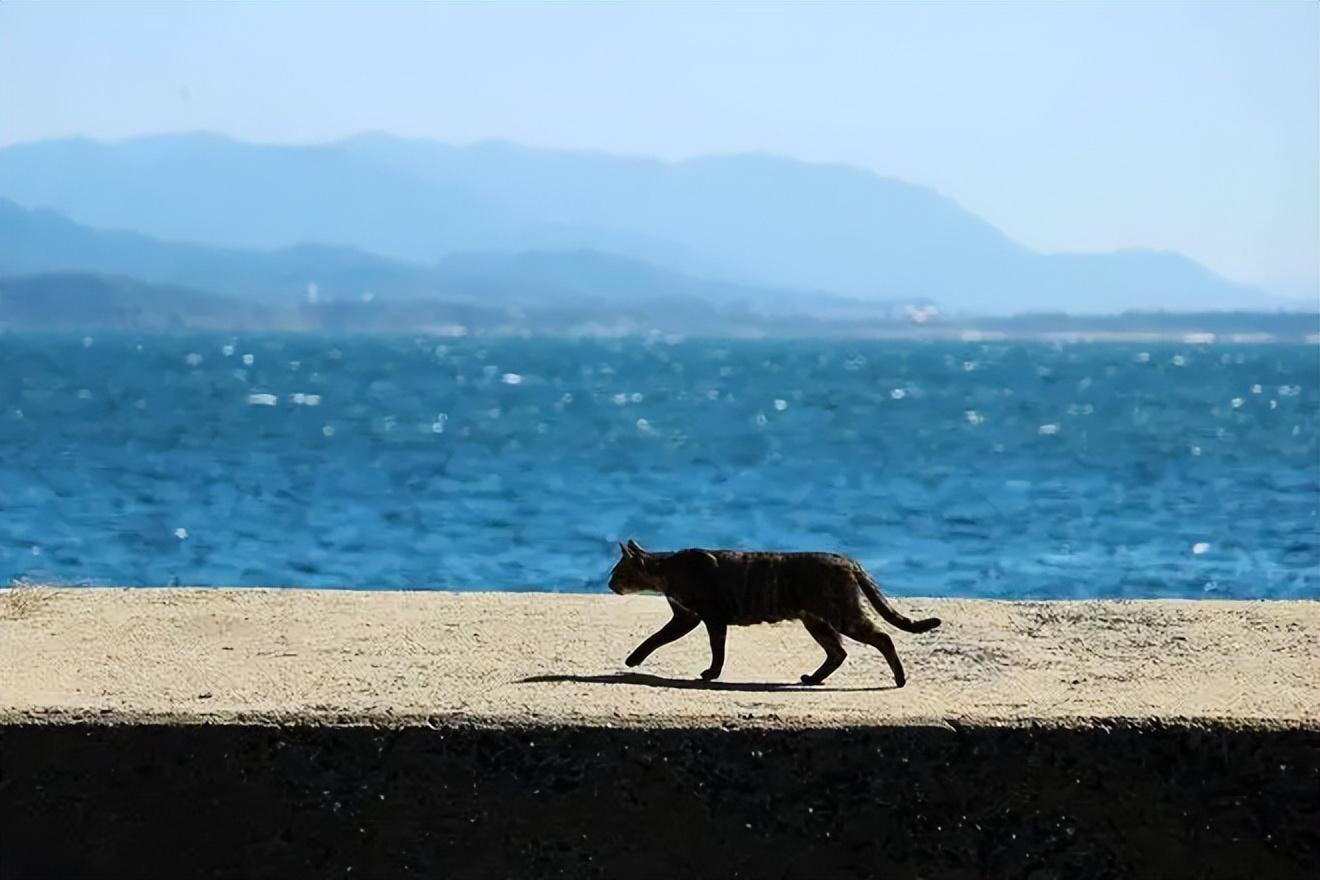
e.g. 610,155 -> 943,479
3,326 -> 1317,344
2,278 -> 1318,346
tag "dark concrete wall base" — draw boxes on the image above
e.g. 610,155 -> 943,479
2,721 -> 1317,879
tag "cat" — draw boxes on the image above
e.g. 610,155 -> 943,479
608,539 -> 941,687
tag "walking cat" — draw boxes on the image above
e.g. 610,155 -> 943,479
608,540 -> 941,687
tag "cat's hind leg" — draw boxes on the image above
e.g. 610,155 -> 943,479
842,620 -> 906,687
800,617 -> 847,685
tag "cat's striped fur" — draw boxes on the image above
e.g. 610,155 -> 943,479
608,540 -> 940,686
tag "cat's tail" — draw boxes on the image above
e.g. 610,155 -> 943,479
856,570 -> 942,633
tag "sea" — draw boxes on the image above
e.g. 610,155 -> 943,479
1,333 -> 1316,599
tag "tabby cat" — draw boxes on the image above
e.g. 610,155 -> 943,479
608,540 -> 941,687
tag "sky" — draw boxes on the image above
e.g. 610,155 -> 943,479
1,2 -> 1316,296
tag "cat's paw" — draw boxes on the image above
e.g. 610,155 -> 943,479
800,674 -> 822,686
624,654 -> 644,668
893,673 -> 906,688
699,668 -> 719,681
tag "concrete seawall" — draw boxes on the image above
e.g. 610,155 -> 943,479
2,589 -> 1317,878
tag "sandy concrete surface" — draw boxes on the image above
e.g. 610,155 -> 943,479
3,589 -> 1318,879
1,588 -> 1315,728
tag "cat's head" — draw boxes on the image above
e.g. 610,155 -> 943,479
608,539 -> 665,595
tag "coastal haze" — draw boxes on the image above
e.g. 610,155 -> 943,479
1,2 -> 1317,333
0,133 -> 1311,335
0,3 -> 1316,596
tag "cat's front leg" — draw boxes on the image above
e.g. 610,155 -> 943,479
625,607 -> 699,667
700,621 -> 727,680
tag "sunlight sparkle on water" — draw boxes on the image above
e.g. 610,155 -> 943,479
4,336 -> 1315,598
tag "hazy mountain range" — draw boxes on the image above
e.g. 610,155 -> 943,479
0,132 -> 1294,323
0,197 -> 894,319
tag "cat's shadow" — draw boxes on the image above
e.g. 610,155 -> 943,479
519,671 -> 896,693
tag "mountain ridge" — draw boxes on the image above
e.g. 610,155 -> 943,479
0,132 -> 1279,314
1,197 -> 896,318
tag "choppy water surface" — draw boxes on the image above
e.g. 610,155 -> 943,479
2,334 -> 1316,598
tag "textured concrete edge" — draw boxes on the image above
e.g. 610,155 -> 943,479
5,707 -> 1316,733
4,718 -> 1319,879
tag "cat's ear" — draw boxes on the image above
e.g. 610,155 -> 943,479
620,540 -> 643,563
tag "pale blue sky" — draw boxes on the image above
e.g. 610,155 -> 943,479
1,1 -> 1316,294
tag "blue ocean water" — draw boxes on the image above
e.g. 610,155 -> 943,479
1,334 -> 1316,598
